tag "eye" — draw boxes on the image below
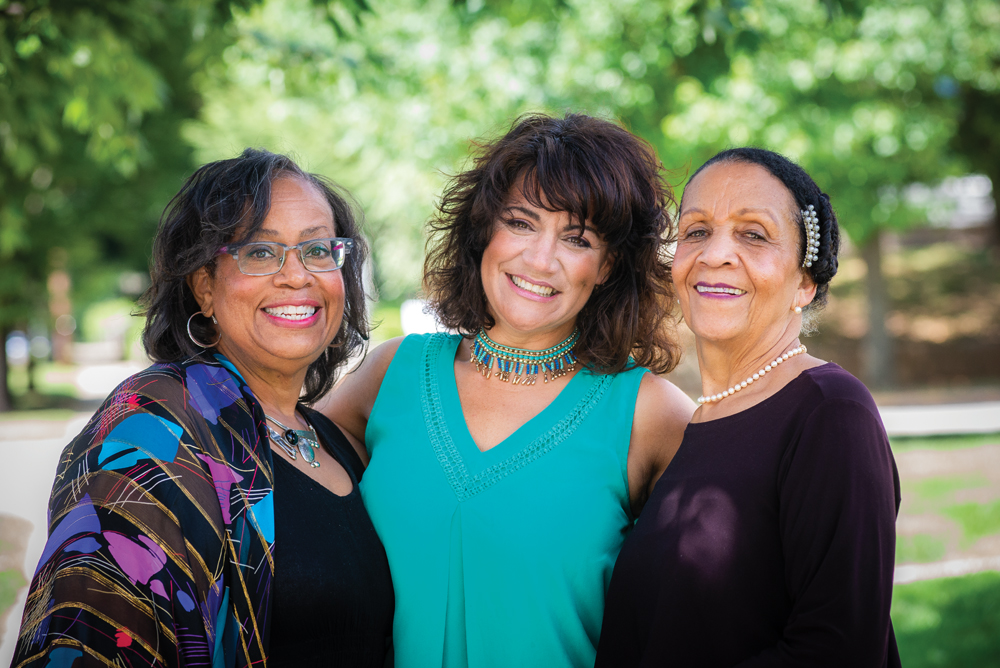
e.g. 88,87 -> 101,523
745,230 -> 766,241
303,241 -> 332,258
565,235 -> 592,248
244,244 -> 277,259
504,218 -> 532,231
682,228 -> 707,239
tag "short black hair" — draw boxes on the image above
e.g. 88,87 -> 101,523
424,113 -> 682,375
140,148 -> 369,404
687,147 -> 840,309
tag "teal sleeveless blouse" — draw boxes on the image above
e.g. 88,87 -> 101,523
360,333 -> 647,668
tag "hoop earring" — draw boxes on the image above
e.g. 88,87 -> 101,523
187,312 -> 221,348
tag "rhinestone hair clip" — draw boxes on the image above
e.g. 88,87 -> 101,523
801,204 -> 820,268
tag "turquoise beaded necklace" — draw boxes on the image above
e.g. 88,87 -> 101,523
470,329 -> 580,386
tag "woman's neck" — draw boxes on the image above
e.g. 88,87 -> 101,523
695,322 -> 802,399
483,322 -> 578,351
218,349 -> 310,427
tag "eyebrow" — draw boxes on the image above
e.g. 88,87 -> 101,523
735,207 -> 779,221
679,206 -> 780,223
506,205 -> 591,233
506,205 -> 541,222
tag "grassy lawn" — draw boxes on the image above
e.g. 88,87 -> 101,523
0,569 -> 27,621
891,434 -> 1000,565
893,571 -> 1000,668
890,432 -> 1000,452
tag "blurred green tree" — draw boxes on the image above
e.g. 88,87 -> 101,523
188,0 -> 998,387
0,0 -> 255,410
648,0 -> 999,386
5,0 -> 995,403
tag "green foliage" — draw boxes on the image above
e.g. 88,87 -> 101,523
0,0 -> 250,331
0,568 -> 27,618
893,572 -> 1000,667
186,0 -> 1000,297
891,432 -> 1000,452
944,500 -> 1000,547
655,0 -> 1000,244
910,475 -> 990,501
2,0 -> 997,386
371,300 -> 404,342
896,534 -> 947,564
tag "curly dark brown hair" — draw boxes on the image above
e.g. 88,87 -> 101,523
424,113 -> 681,375
140,148 -> 369,405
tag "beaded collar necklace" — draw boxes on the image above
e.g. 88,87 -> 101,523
470,329 -> 579,386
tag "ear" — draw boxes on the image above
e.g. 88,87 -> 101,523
794,269 -> 818,311
187,267 -> 215,317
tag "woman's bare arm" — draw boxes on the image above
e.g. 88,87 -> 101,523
318,336 -> 404,465
627,373 -> 697,517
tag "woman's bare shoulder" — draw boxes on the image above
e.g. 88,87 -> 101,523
317,336 -> 406,443
627,372 -> 696,514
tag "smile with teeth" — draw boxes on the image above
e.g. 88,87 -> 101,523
264,305 -> 317,320
510,275 -> 557,297
695,285 -> 747,296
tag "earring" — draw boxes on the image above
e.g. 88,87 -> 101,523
187,311 -> 221,348
794,306 -> 803,314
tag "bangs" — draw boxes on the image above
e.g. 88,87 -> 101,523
514,139 -> 636,246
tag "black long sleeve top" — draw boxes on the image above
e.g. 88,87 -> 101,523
596,363 -> 902,668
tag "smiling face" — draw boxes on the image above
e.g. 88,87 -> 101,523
480,185 -> 613,345
673,161 -> 816,347
188,175 -> 346,379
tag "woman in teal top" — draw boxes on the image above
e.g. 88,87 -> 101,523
325,113 -> 695,667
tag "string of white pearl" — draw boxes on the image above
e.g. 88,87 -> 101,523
697,344 -> 807,405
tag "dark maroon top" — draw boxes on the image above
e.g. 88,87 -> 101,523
596,363 -> 902,668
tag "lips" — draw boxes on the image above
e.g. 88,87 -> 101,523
509,274 -> 558,297
263,305 -> 317,321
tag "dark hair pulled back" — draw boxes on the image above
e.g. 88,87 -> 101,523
140,148 -> 369,404
688,147 -> 840,309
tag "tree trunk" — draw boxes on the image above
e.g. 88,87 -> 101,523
988,169 -> 1000,250
0,325 -> 13,412
860,230 -> 894,389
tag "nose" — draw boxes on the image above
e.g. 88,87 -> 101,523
522,234 -> 559,273
698,230 -> 739,268
274,247 -> 314,287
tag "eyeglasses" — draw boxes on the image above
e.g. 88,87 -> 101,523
217,237 -> 354,276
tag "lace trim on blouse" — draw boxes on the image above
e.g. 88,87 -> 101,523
421,333 -> 614,501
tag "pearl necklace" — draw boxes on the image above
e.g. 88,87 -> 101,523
697,344 -> 807,405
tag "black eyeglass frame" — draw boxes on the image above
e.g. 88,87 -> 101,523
215,237 -> 355,276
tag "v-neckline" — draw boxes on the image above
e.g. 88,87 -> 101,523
439,335 -> 588,459
419,334 -> 615,501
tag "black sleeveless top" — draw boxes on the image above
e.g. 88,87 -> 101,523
268,407 -> 394,667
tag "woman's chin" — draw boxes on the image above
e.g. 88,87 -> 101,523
688,323 -> 749,346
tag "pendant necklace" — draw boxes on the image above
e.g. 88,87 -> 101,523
264,413 -> 321,468
470,328 -> 580,386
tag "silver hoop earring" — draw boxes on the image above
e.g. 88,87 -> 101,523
187,312 -> 221,348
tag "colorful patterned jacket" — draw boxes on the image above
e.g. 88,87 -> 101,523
12,354 -> 275,668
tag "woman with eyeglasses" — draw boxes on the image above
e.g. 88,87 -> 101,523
12,149 -> 393,668
324,114 -> 696,667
